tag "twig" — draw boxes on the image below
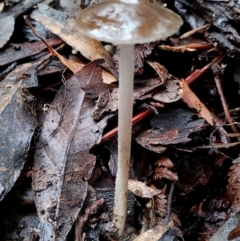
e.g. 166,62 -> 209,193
101,108 -> 152,142
185,54 -> 225,85
212,63 -> 240,140
180,24 -> 210,39
162,182 -> 175,227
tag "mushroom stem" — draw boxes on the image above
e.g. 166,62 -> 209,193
113,44 -> 134,236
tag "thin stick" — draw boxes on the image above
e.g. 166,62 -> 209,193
185,54 -> 225,84
212,64 -> 240,140
113,44 -> 134,235
101,108 -> 151,142
162,182 -> 175,226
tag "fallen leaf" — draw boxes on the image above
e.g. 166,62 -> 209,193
159,43 -> 213,52
134,108 -> 205,149
92,77 -> 162,121
31,3 -> 116,73
32,60 -> 109,240
113,43 -> 155,75
26,18 -> 84,73
102,69 -> 117,84
0,38 -> 63,66
0,62 -> 37,201
0,16 -> 15,49
227,157 -> 240,216
147,61 -> 169,84
182,80 -> 214,125
133,123 -> 166,154
151,79 -> 183,103
128,179 -> 162,198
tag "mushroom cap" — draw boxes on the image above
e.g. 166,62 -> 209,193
76,0 -> 183,44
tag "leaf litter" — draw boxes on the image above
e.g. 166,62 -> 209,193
2,1 -> 240,241
33,60 -> 109,240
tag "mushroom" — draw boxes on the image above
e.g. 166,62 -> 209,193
76,0 -> 182,235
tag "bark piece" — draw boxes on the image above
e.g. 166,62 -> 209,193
134,108 -> 205,148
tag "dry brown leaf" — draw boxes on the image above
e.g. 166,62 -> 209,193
182,80 -> 214,125
0,38 -> 63,66
128,179 -> 161,198
159,43 -> 213,52
147,61 -> 169,84
102,69 -> 117,84
227,157 -> 240,216
31,3 -> 115,71
151,79 -> 183,103
26,18 -> 84,73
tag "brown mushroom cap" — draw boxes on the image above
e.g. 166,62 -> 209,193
76,0 -> 183,44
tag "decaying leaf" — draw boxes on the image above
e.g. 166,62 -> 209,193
159,43 -> 213,52
134,108 -> 205,148
133,123 -> 166,154
128,179 -> 161,199
31,3 -> 116,72
0,62 -> 37,201
26,19 -> 84,73
0,38 -> 62,66
175,0 -> 240,52
227,157 -> 240,216
113,43 -> 155,75
32,60 -> 109,240
147,61 -> 169,85
182,80 -> 214,125
151,79 -> 183,103
93,75 -> 181,121
0,16 -> 15,49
